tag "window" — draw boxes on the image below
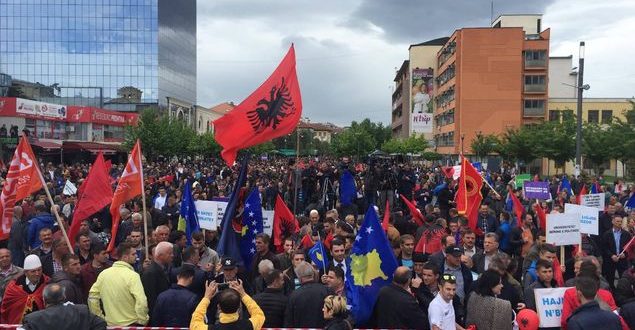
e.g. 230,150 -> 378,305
587,110 -> 599,123
524,75 -> 545,85
549,110 -> 560,122
524,99 -> 545,109
601,110 -> 613,124
524,50 -> 546,61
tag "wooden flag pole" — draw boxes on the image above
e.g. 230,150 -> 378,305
560,246 -> 566,272
480,174 -> 501,198
138,142 -> 150,260
32,155 -> 74,253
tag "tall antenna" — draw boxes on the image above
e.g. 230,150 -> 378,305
490,0 -> 494,24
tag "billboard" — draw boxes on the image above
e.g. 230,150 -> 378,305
16,99 -> 67,120
410,68 -> 434,134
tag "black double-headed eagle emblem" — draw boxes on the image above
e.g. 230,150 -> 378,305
247,77 -> 296,133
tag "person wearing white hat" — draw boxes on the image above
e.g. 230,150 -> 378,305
0,254 -> 49,324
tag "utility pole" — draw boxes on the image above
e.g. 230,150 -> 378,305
575,41 -> 585,177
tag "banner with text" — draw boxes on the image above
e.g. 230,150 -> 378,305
546,213 -> 581,246
523,181 -> 551,200
195,200 -> 273,236
580,193 -> 606,211
534,287 -> 571,328
564,203 -> 599,235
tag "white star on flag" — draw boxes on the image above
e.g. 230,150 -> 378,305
252,221 -> 256,226
249,211 -> 254,217
253,229 -> 258,234
245,203 -> 250,208
366,226 -> 374,234
355,235 -> 361,241
250,248 -> 255,254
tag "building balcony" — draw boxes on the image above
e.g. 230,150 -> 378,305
524,84 -> 546,93
525,59 -> 546,68
523,107 -> 546,117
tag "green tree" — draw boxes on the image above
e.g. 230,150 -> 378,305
536,118 -> 576,172
331,127 -> 375,158
124,108 -> 172,159
582,123 -> 613,175
470,133 -> 499,160
496,126 -> 540,167
380,139 -> 403,154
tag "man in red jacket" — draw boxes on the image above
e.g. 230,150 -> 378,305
0,254 -> 49,324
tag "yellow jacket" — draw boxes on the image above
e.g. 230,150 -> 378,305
190,294 -> 265,330
88,261 -> 149,326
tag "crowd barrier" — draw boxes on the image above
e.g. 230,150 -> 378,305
0,326 -> 333,330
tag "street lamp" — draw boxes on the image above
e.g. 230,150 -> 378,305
575,41 -> 586,176
460,134 -> 465,155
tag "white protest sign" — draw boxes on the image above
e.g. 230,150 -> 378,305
196,200 -> 273,234
262,210 -> 274,236
564,203 -> 599,235
546,213 -> 581,246
195,200 -> 217,231
534,287 -> 571,328
580,193 -> 605,211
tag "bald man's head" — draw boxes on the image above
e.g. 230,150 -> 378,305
393,266 -> 412,287
154,241 -> 174,266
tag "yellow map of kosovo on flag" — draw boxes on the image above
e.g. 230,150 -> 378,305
350,249 -> 388,286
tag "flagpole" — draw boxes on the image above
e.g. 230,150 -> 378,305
137,141 -> 150,260
481,174 -> 501,198
28,136 -> 74,253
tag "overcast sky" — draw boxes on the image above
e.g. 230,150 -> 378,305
196,0 -> 635,126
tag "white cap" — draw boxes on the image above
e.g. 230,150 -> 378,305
23,254 -> 42,270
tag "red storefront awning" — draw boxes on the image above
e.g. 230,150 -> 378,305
62,141 -> 123,154
31,140 -> 63,150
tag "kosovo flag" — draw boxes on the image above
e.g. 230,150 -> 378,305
308,239 -> 329,271
559,176 -> 573,196
339,169 -> 356,206
179,179 -> 199,245
626,194 -> 635,210
345,204 -> 398,325
240,188 -> 263,268
217,155 -> 250,264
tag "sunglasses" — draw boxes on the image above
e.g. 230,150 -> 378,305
442,274 -> 457,283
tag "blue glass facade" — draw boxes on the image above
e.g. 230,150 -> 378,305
0,0 -> 196,109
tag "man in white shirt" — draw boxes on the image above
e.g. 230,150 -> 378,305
153,187 -> 167,210
428,273 -> 465,330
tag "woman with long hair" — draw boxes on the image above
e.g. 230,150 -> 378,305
466,269 -> 513,329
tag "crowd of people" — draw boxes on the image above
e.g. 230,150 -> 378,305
0,155 -> 635,329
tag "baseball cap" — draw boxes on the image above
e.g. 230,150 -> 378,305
222,257 -> 237,270
444,246 -> 463,257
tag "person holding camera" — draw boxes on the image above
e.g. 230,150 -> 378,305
190,279 -> 265,330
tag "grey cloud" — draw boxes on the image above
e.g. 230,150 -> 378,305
347,0 -> 555,43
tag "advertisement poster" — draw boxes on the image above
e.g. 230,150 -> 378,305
16,99 -> 67,120
411,68 -> 434,114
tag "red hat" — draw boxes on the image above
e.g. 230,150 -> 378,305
516,308 -> 539,330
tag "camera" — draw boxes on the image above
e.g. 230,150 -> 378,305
218,283 -> 230,291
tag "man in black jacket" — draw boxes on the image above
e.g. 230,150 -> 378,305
601,214 -> 632,289
169,246 -> 208,296
284,261 -> 331,328
49,254 -> 83,304
22,283 -> 106,330
141,241 -> 173,320
253,269 -> 288,328
566,275 -> 622,329
373,266 -> 427,329
151,268 -> 198,327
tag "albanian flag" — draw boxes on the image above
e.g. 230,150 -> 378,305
455,156 -> 483,232
214,45 -> 302,166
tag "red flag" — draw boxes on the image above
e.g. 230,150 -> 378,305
0,136 -> 44,239
534,201 -> 547,230
509,189 -> 525,228
273,194 -> 299,252
68,152 -> 113,246
441,166 -> 454,179
400,195 -> 424,226
455,156 -> 483,232
107,141 -> 143,251
381,200 -> 390,232
414,227 -> 445,254
213,45 -> 302,166
300,233 -> 314,249
324,232 -> 334,251
577,184 -> 587,204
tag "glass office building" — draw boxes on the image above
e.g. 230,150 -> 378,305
0,0 -> 196,111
